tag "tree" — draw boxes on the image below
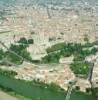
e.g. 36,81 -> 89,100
84,34 -> 89,43
28,39 -> 34,44
18,37 -> 28,44
0,49 -> 5,60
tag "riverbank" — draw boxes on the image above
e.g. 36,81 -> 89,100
0,73 -> 97,100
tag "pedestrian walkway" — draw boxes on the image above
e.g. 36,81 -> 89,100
0,90 -> 18,100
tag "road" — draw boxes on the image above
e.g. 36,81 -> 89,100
0,90 -> 18,100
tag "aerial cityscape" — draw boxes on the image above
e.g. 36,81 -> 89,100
0,0 -> 98,100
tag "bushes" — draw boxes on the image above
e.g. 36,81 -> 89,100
48,83 -> 65,92
90,47 -> 98,55
31,79 -> 65,92
28,39 -> 34,44
42,52 -> 60,63
86,88 -> 91,94
73,54 -> 85,62
0,69 -> 17,78
93,40 -> 98,45
18,37 -> 28,44
75,86 -> 80,91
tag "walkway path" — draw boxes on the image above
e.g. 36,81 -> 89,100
92,63 -> 98,87
0,90 -> 18,100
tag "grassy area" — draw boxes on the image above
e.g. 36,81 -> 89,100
70,61 -> 90,77
46,42 -> 65,53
